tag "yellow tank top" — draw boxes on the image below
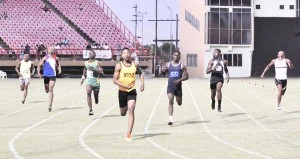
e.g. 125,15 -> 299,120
20,60 -> 32,78
119,61 -> 136,92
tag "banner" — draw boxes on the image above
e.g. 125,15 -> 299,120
83,50 -> 112,59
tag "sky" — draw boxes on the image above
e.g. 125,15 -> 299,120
104,0 -> 179,46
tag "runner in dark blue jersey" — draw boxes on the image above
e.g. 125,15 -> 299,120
162,51 -> 189,126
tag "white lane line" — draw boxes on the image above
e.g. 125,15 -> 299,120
0,82 -> 110,120
8,83 -> 114,159
250,91 -> 300,118
0,84 -> 76,105
79,103 -> 117,159
9,100 -> 85,159
240,80 -> 300,118
224,94 -> 300,146
186,84 -> 272,159
78,79 -> 155,159
144,81 -> 191,159
3,129 -> 300,136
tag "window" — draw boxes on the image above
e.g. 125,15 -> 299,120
186,54 -> 197,67
222,54 -> 242,66
280,5 -> 284,9
185,10 -> 200,30
206,0 -> 251,6
290,5 -> 294,10
206,8 -> 252,44
256,5 -> 260,9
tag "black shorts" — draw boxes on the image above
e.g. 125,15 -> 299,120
44,77 -> 56,84
118,89 -> 137,108
167,84 -> 182,97
210,80 -> 224,89
275,79 -> 287,95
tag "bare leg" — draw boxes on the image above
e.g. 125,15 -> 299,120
176,96 -> 182,106
277,84 -> 283,109
211,89 -> 216,110
127,100 -> 136,136
44,84 -> 49,93
93,88 -> 99,104
120,106 -> 128,116
86,85 -> 93,115
216,82 -> 223,112
48,80 -> 55,111
22,83 -> 29,103
167,93 -> 174,125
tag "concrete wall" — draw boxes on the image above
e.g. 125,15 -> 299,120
254,0 -> 296,17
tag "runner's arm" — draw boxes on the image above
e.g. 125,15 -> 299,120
260,59 -> 275,77
15,61 -> 22,77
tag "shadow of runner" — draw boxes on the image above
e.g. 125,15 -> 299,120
134,133 -> 170,140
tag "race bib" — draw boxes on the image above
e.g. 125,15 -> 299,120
216,66 -> 222,72
170,71 -> 179,78
87,70 -> 93,78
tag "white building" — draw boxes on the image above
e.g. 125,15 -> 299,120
179,0 -> 300,78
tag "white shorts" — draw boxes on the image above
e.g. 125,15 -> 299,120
19,78 -> 31,85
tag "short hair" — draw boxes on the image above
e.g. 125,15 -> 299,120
90,49 -> 96,55
215,49 -> 221,54
121,47 -> 130,54
173,50 -> 181,55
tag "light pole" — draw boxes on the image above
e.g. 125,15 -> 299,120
138,11 -> 147,48
167,6 -> 173,60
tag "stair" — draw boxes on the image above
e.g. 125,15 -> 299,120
0,37 -> 10,50
40,0 -> 95,44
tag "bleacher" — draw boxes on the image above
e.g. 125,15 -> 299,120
48,0 -> 132,49
0,0 -> 87,49
0,0 -> 151,76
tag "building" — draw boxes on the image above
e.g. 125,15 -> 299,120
180,0 -> 300,78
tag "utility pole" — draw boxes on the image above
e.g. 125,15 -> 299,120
167,6 -> 173,60
132,4 -> 138,49
138,11 -> 147,48
154,0 -> 158,75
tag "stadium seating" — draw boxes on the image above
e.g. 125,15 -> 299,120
0,0 -> 136,51
48,0 -> 133,49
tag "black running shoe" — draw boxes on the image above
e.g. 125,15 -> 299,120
89,110 -> 94,116
168,122 -> 173,126
22,100 -> 25,104
48,106 -> 52,112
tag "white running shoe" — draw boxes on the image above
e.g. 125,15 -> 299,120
277,106 -> 282,110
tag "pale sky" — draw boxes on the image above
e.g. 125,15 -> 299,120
104,0 -> 179,45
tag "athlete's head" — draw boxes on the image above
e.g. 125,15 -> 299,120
88,49 -> 96,59
23,53 -> 29,62
213,49 -> 221,59
172,50 -> 181,62
47,46 -> 56,55
277,50 -> 285,59
121,47 -> 132,62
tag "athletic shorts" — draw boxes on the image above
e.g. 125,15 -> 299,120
275,79 -> 287,95
118,89 -> 137,108
44,77 -> 56,84
86,78 -> 100,90
210,80 -> 224,89
19,78 -> 31,85
167,84 -> 182,97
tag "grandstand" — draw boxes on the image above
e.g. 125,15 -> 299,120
0,0 -> 152,76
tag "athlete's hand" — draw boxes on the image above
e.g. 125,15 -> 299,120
80,79 -> 84,86
38,73 -> 42,78
140,84 -> 144,92
226,77 -> 229,83
58,70 -> 62,75
260,74 -> 264,78
174,79 -> 181,85
125,84 -> 134,90
19,74 -> 23,79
